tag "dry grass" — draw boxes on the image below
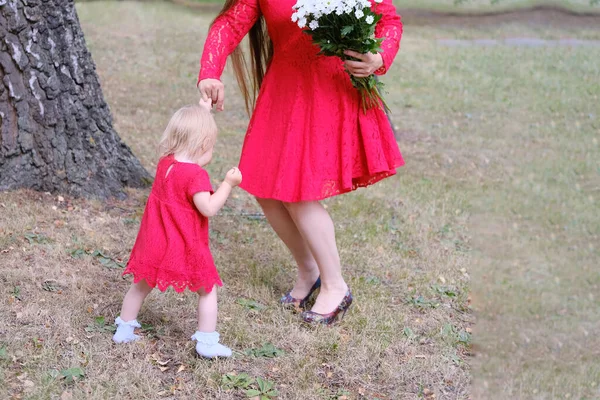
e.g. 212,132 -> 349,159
1,1 -> 598,399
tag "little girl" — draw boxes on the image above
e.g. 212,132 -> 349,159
112,100 -> 242,358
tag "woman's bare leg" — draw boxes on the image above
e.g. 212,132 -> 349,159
284,201 -> 349,314
256,198 -> 320,298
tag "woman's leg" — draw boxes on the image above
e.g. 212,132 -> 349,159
120,279 -> 154,321
284,201 -> 349,314
256,198 -> 320,298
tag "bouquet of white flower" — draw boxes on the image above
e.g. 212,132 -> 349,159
292,0 -> 388,113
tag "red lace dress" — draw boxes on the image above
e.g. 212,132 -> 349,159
199,0 -> 404,202
123,155 -> 223,293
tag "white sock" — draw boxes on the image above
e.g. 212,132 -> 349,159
191,331 -> 232,358
112,317 -> 142,344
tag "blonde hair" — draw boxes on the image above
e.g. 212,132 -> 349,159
158,105 -> 217,159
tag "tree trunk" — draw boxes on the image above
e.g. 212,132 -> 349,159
0,0 -> 151,199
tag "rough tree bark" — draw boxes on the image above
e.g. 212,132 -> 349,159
0,0 -> 151,199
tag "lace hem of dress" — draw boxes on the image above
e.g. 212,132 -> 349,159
320,168 -> 401,200
240,160 -> 404,203
123,270 -> 223,294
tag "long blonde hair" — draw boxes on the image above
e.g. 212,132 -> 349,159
158,105 -> 217,159
214,0 -> 273,114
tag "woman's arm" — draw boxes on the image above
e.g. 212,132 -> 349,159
198,0 -> 261,82
373,0 -> 403,75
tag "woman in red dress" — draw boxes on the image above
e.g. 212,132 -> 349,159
198,0 -> 403,324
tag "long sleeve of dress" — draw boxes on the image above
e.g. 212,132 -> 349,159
198,0 -> 261,82
373,0 -> 403,75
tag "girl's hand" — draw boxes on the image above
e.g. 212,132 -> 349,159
224,167 -> 242,187
198,79 -> 225,111
198,96 -> 212,111
343,50 -> 384,78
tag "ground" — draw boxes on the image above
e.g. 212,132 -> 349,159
0,1 -> 598,400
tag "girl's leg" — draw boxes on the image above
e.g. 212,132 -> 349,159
113,279 -> 153,343
193,287 -> 231,358
197,287 -> 218,332
256,198 -> 320,298
120,279 -> 154,321
284,201 -> 349,314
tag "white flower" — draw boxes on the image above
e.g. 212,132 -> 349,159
298,17 -> 307,28
291,12 -> 299,23
355,9 -> 364,19
309,20 -> 319,30
374,0 -> 383,3
365,15 -> 374,24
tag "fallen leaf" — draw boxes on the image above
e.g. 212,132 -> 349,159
159,366 -> 169,372
58,196 -> 65,202
177,365 -> 186,373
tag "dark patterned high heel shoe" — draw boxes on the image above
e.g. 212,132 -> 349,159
301,289 -> 353,326
280,277 -> 321,311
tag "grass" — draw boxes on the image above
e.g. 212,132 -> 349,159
0,1 -> 598,399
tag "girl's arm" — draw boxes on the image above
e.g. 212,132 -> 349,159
198,0 -> 261,82
193,167 -> 242,217
373,0 -> 403,76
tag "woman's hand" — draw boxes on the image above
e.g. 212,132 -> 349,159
198,79 -> 225,111
343,50 -> 384,78
224,167 -> 242,187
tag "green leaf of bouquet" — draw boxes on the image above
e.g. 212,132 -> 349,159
341,25 -> 354,37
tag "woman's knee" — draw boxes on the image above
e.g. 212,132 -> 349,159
256,197 -> 283,210
282,201 -> 314,217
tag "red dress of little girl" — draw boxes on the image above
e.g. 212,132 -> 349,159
123,155 -> 223,293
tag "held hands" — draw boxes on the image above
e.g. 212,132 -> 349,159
198,79 -> 225,111
343,50 -> 384,78
198,96 -> 212,111
224,167 -> 242,187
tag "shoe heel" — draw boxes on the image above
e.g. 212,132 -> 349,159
340,309 -> 348,320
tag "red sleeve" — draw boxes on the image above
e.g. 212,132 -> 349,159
198,0 -> 261,82
373,0 -> 403,76
188,168 -> 214,199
